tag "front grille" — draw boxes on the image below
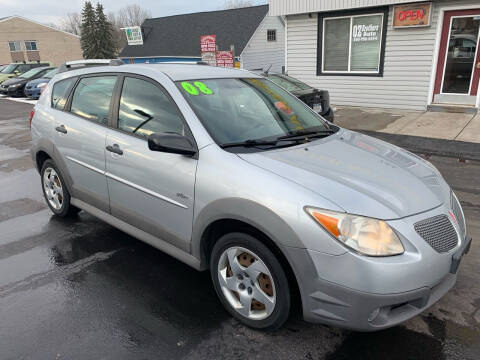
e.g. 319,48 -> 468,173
414,215 -> 458,253
451,193 -> 466,238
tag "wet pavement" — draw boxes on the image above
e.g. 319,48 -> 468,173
0,98 -> 479,359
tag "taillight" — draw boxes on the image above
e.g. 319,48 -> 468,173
29,109 -> 35,129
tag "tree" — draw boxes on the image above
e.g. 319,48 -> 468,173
95,3 -> 117,58
223,0 -> 254,9
80,1 -> 97,58
60,12 -> 82,35
116,4 -> 151,28
79,1 -> 117,59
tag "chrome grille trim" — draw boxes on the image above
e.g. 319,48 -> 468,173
414,215 -> 458,253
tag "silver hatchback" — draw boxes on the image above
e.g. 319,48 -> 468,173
30,61 -> 471,331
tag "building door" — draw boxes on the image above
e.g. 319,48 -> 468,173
433,9 -> 480,106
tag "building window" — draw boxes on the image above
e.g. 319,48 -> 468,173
25,41 -> 38,51
267,29 -> 276,42
8,41 -> 22,52
317,8 -> 388,76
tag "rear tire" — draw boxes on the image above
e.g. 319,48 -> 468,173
41,159 -> 80,217
210,232 -> 290,330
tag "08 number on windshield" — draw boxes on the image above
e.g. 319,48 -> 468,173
181,81 -> 213,96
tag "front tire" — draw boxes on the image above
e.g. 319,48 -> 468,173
210,232 -> 290,330
41,159 -> 80,217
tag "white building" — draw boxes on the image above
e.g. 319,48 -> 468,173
270,0 -> 480,111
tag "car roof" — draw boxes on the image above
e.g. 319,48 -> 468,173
57,63 -> 261,82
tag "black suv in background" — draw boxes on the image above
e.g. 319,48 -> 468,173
256,72 -> 334,122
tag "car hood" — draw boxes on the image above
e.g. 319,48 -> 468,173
2,77 -> 27,86
27,77 -> 51,86
238,129 -> 450,220
0,73 -> 16,83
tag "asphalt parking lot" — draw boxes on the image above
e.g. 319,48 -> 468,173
1,98 -> 479,360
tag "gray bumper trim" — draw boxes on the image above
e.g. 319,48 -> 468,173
282,246 -> 459,332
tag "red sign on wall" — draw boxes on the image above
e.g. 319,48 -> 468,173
200,35 -> 217,52
216,51 -> 234,67
393,2 -> 432,28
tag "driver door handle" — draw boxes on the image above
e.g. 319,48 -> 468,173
106,144 -> 123,155
55,125 -> 67,134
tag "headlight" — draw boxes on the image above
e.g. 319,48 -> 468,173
36,82 -> 47,88
9,83 -> 21,88
305,207 -> 404,256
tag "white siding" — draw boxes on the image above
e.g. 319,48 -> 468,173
285,0 -> 480,110
241,16 -> 285,73
270,0 -> 425,16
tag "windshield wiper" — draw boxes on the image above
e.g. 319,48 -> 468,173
276,128 -> 336,141
220,139 -> 281,149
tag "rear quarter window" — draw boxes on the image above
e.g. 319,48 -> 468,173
51,77 -> 76,110
70,76 -> 117,125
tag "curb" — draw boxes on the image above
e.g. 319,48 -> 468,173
359,130 -> 480,162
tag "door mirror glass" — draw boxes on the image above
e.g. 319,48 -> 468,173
148,133 -> 196,156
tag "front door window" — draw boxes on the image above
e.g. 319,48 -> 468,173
442,16 -> 480,94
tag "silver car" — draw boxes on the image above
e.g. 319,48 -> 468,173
30,61 -> 471,331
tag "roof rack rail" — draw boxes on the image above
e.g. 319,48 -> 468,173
58,59 -> 124,73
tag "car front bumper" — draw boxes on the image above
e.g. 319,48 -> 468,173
283,234 -> 471,332
25,87 -> 41,99
0,87 -> 24,97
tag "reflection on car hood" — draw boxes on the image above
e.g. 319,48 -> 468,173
26,77 -> 51,86
1,77 -> 27,86
239,129 -> 450,220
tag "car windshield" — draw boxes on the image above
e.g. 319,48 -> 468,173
176,78 -> 330,147
268,74 -> 312,92
44,68 -> 58,78
19,67 -> 46,79
1,64 -> 17,74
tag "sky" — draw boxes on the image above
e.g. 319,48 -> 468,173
0,0 -> 265,26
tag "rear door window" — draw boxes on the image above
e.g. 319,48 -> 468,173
51,77 -> 76,110
117,76 -> 185,137
70,76 -> 117,125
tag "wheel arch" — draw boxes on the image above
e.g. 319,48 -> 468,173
35,150 -> 51,172
33,143 -> 74,196
192,198 -> 305,313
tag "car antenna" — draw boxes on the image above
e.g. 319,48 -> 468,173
263,64 -> 272,76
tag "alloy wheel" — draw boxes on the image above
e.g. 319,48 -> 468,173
217,246 -> 276,320
43,167 -> 64,211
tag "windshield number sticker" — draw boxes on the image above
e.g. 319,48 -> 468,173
181,81 -> 213,95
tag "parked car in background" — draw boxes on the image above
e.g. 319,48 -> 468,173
31,61 -> 470,331
25,68 -> 58,99
254,71 -> 334,122
0,62 -> 52,84
0,66 -> 55,97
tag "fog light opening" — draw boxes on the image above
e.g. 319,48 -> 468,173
368,308 -> 381,322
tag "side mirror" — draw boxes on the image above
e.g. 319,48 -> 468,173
13,70 -> 20,75
148,133 -> 197,157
